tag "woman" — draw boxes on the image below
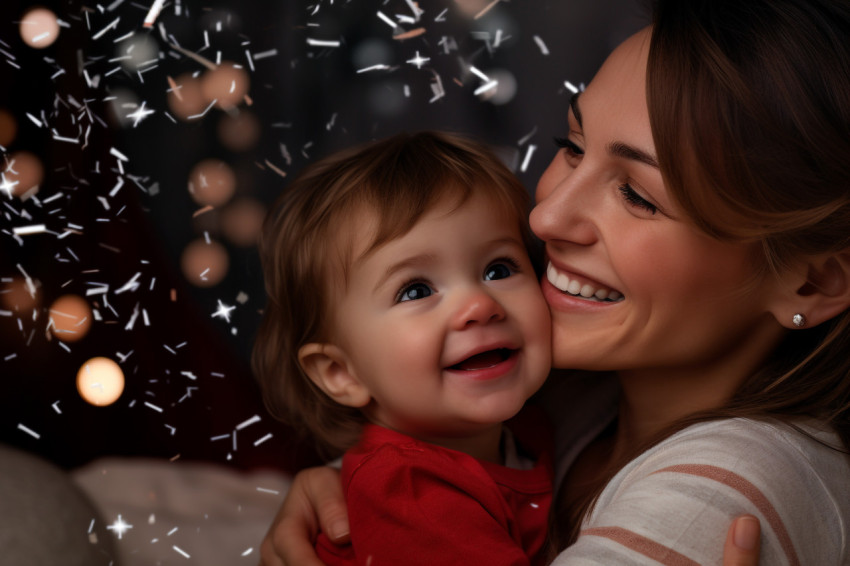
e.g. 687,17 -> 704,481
262,0 -> 850,563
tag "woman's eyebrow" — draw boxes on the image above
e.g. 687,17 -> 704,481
572,91 -> 659,169
608,141 -> 659,169
569,92 -> 583,126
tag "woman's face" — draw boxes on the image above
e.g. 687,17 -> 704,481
530,29 -> 784,381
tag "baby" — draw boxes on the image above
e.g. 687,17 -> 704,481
253,131 -> 553,565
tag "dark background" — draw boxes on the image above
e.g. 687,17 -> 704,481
0,0 -> 647,474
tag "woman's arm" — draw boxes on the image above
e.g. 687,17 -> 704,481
258,467 -> 762,566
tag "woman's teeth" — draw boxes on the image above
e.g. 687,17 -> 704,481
546,262 -> 623,302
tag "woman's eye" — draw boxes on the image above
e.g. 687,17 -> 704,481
398,282 -> 433,302
484,260 -> 517,281
553,136 -> 584,159
618,184 -> 658,215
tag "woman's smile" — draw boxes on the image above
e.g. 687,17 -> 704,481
545,261 -> 624,302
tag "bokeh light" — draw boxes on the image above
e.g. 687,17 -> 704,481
188,159 -> 237,207
115,33 -> 160,71
48,294 -> 92,343
201,62 -> 250,110
19,7 -> 60,49
106,88 -> 141,128
3,151 -> 44,198
181,238 -> 229,287
478,69 -> 517,105
0,109 -> 17,147
76,357 -> 125,407
220,198 -> 266,247
217,111 -> 261,152
167,73 -> 207,121
0,276 -> 39,312
352,38 -> 393,70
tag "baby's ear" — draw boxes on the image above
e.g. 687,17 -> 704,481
298,343 -> 371,408
770,252 -> 850,328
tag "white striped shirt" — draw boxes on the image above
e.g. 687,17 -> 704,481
550,415 -> 849,565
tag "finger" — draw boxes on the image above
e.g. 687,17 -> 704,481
260,519 -> 327,566
306,466 -> 350,544
722,515 -> 761,566
258,527 -> 286,566
259,472 -> 323,566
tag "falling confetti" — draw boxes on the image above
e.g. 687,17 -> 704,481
1,1 -> 606,561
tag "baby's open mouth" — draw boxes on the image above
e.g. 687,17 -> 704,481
546,262 -> 624,302
449,348 -> 514,371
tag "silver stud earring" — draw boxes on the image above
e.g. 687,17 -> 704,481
792,313 -> 807,328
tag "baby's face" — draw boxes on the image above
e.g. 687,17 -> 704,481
329,191 -> 551,441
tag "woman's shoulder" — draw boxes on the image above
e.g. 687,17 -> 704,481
573,419 -> 850,565
653,418 -> 845,464
630,418 -> 850,488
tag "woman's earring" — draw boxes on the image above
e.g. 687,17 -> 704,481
792,313 -> 807,328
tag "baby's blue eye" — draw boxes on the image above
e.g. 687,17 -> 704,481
398,282 -> 433,302
484,263 -> 513,281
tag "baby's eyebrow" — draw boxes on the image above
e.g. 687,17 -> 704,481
374,253 -> 437,291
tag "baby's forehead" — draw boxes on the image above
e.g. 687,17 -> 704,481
325,188 -> 525,275
358,187 -> 523,248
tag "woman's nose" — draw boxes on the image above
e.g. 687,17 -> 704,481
451,289 -> 506,330
530,158 -> 599,246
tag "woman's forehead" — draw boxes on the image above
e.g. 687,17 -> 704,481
577,28 -> 654,147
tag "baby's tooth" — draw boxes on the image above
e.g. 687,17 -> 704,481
594,288 -> 609,300
608,291 -> 622,301
567,280 -> 582,295
580,284 -> 595,298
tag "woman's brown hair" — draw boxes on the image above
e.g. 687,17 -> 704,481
554,0 -> 850,549
252,131 -> 534,459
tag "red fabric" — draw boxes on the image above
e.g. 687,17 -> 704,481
316,424 -> 553,566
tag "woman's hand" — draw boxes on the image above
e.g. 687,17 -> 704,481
259,467 -> 762,566
259,466 -> 348,566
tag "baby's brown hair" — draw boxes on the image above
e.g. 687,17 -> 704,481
252,131 -> 534,458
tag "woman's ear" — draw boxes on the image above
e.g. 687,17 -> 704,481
298,343 -> 371,408
771,252 -> 850,328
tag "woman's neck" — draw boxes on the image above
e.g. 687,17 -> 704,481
610,370 -> 736,458
609,326 -> 783,459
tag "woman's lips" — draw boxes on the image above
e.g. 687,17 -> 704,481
545,261 -> 624,302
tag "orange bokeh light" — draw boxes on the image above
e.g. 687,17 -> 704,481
0,109 -> 17,147
221,198 -> 267,247
48,294 -> 92,342
217,111 -> 261,152
188,159 -> 236,207
19,8 -> 60,49
0,277 -> 39,312
3,151 -> 44,198
201,62 -> 250,110
77,357 -> 125,407
181,238 -> 229,287
167,73 -> 207,121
